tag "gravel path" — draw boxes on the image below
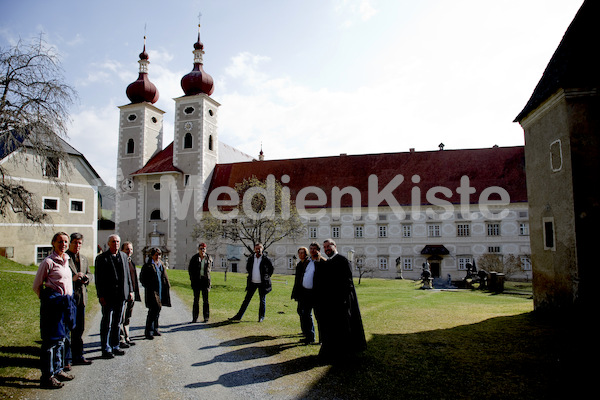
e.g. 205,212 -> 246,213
23,290 -> 322,400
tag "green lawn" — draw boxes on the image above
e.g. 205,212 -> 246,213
0,257 -> 582,399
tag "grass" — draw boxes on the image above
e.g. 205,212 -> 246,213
0,258 -> 586,399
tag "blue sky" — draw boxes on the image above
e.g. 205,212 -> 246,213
1,0 -> 584,187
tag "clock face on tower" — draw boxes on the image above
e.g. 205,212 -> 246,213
121,178 -> 134,192
184,122 -> 193,131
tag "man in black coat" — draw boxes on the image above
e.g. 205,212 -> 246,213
94,234 -> 133,358
230,243 -> 274,322
188,242 -> 212,323
314,239 -> 367,363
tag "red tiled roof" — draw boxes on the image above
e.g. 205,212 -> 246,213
132,142 -> 183,175
205,146 -> 527,209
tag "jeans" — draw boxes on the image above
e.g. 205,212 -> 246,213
40,338 -> 65,379
235,282 -> 266,319
100,299 -> 125,353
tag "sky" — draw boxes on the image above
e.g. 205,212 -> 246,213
1,0 -> 584,188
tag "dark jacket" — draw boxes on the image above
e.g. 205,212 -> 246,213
94,250 -> 133,303
291,256 -> 324,301
66,250 -> 92,306
140,260 -> 171,308
188,253 -> 213,290
245,254 -> 274,294
40,287 -> 76,341
126,257 -> 141,302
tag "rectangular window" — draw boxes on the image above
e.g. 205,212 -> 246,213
487,223 -> 500,236
221,258 -> 227,269
488,246 -> 501,253
378,225 -> 388,238
543,218 -> 555,250
519,222 -> 529,236
378,257 -> 388,270
43,157 -> 59,178
184,174 -> 191,186
457,224 -> 470,237
402,257 -> 413,271
287,257 -> 295,269
428,224 -> 441,237
43,197 -> 59,211
402,225 -> 412,237
331,226 -> 340,238
458,257 -> 472,270
355,225 -> 364,238
355,257 -> 364,271
0,247 -> 14,258
36,246 -> 53,264
309,226 -> 317,239
70,199 -> 84,213
520,256 -> 532,271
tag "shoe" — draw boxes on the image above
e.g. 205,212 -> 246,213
300,338 -> 316,344
191,318 -> 198,323
145,332 -> 154,340
258,317 -> 264,322
41,376 -> 64,389
153,330 -> 161,336
73,358 -> 92,365
119,341 -> 130,349
102,351 -> 114,359
203,318 -> 209,323
63,363 -> 72,372
127,340 -> 136,346
113,348 -> 126,356
229,315 -> 241,321
55,370 -> 75,381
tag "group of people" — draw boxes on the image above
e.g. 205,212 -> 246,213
34,233 -> 365,388
189,239 -> 367,363
33,232 -> 170,389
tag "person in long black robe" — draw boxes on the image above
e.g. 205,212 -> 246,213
314,239 -> 367,363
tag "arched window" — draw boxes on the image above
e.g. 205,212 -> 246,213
150,209 -> 162,220
208,135 -> 213,151
126,138 -> 135,154
184,132 -> 193,149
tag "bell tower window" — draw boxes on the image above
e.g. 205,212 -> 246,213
184,133 -> 193,149
208,135 -> 213,151
126,138 -> 135,154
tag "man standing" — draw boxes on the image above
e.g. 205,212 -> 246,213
120,241 -> 140,347
65,233 -> 92,366
94,234 -> 133,358
188,243 -> 212,323
291,243 -> 325,344
314,239 -> 367,363
230,243 -> 274,322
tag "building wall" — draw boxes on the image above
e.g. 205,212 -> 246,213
0,148 -> 99,265
201,204 -> 531,281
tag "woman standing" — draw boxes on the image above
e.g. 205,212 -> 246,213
139,248 -> 171,340
32,232 -> 76,389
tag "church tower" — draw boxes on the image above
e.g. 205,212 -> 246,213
173,23 -> 220,219
116,37 -> 164,246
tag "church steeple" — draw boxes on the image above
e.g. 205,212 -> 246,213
181,23 -> 214,96
126,36 -> 159,104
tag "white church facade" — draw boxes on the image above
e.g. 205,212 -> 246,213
115,25 -> 531,281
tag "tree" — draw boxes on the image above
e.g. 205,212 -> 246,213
192,175 -> 305,254
0,34 -> 77,223
477,253 -> 523,279
353,253 -> 375,285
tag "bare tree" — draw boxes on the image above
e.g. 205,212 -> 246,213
1,34 -> 77,223
354,254 -> 375,285
477,253 -> 523,279
192,176 -> 304,254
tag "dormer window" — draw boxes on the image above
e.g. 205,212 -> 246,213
43,157 -> 59,178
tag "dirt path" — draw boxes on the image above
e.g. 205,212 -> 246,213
23,291 -> 321,400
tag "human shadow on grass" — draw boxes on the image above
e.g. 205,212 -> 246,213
185,354 -> 318,389
0,346 -> 40,390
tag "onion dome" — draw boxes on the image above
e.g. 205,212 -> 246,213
126,37 -> 159,104
181,25 -> 214,96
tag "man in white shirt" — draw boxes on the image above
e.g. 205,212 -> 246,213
230,243 -> 274,322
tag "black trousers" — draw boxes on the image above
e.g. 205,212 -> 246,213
192,286 -> 210,321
